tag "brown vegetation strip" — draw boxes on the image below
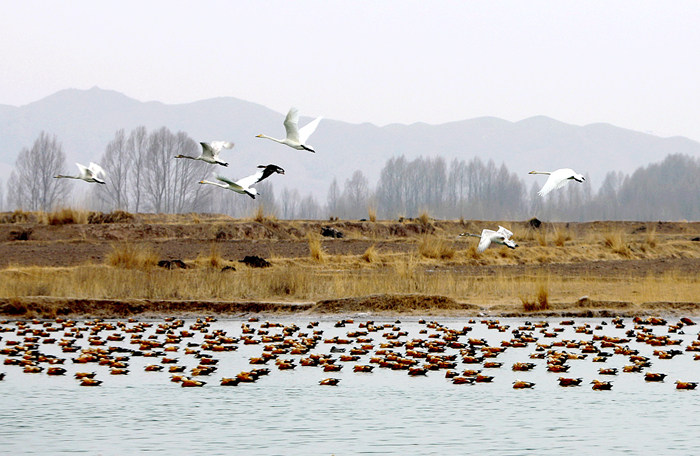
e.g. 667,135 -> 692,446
2,295 -> 700,319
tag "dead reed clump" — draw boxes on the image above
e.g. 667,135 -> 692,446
368,206 -> 377,223
86,210 -> 134,224
417,211 -> 431,227
1,210 -> 32,224
463,244 -> 480,259
419,236 -> 455,260
520,278 -> 550,312
307,233 -> 327,263
253,205 -> 265,223
106,243 -> 159,269
202,244 -> 224,269
644,227 -> 658,249
267,268 -> 307,296
251,205 -> 277,224
536,229 -> 547,247
553,227 -> 572,247
604,230 -> 631,256
361,245 -> 380,263
44,208 -> 89,225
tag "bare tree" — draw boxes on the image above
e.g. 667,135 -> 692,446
326,178 -> 341,218
140,127 -> 211,213
280,187 -> 300,219
7,132 -> 68,210
343,170 -> 369,219
127,126 -> 148,213
95,129 -> 130,210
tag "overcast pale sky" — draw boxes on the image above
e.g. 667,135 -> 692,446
2,1 -> 699,141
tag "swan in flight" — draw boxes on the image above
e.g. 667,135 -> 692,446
460,226 -> 518,253
199,164 -> 285,199
55,162 -> 106,184
256,107 -> 322,153
175,141 -> 234,167
529,169 -> 585,197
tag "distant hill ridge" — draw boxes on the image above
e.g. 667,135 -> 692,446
1,87 -> 699,197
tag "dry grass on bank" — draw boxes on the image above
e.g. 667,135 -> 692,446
2,257 -> 700,307
419,236 -> 455,259
106,243 -> 159,269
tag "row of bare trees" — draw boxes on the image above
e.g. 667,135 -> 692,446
4,129 -> 700,221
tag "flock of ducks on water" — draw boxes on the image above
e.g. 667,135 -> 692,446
1,315 -> 698,391
52,106 -> 586,207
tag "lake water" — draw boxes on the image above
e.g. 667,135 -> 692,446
1,316 -> 700,455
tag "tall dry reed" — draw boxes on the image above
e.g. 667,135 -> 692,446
106,243 -> 159,269
419,236 -> 455,260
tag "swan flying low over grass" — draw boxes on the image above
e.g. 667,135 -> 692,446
175,141 -> 234,167
460,226 -> 518,253
55,162 -> 106,184
256,107 -> 322,153
199,164 -> 285,199
529,168 -> 585,197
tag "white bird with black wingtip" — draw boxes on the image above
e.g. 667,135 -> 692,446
199,164 -> 285,199
460,226 -> 518,253
175,141 -> 234,167
529,168 -> 585,197
55,162 -> 106,184
256,107 -> 322,153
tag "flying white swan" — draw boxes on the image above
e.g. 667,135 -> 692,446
460,226 -> 518,253
55,162 -> 106,184
175,141 -> 234,166
529,168 -> 585,197
256,107 -> 322,153
198,164 -> 285,199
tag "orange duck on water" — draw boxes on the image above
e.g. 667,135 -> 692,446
75,372 -> 97,379
513,380 -> 535,389
47,367 -> 67,376
675,380 -> 698,390
319,378 -> 340,386
80,378 -> 102,386
644,372 -> 667,382
181,379 -> 206,387
591,380 -> 613,390
558,377 -> 583,387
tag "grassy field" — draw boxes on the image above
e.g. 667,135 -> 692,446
2,209 -> 700,316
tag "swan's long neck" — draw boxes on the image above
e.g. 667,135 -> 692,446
55,175 -> 78,179
257,134 -> 284,144
529,171 -> 551,175
460,233 -> 481,238
175,155 -> 197,160
199,180 -> 228,189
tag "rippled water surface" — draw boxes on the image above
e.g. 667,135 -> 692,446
2,316 -> 700,455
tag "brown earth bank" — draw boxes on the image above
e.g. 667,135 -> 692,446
2,211 -> 700,317
2,295 -> 699,319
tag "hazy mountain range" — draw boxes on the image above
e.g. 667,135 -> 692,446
1,87 -> 699,199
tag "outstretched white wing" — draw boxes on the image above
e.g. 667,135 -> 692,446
537,169 -> 574,197
209,141 -> 234,155
215,175 -> 244,192
200,143 -> 215,159
477,229 -> 496,253
88,162 -> 106,179
235,169 -> 265,190
298,116 -> 322,145
283,107 -> 300,143
75,163 -> 89,178
497,226 -> 513,240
